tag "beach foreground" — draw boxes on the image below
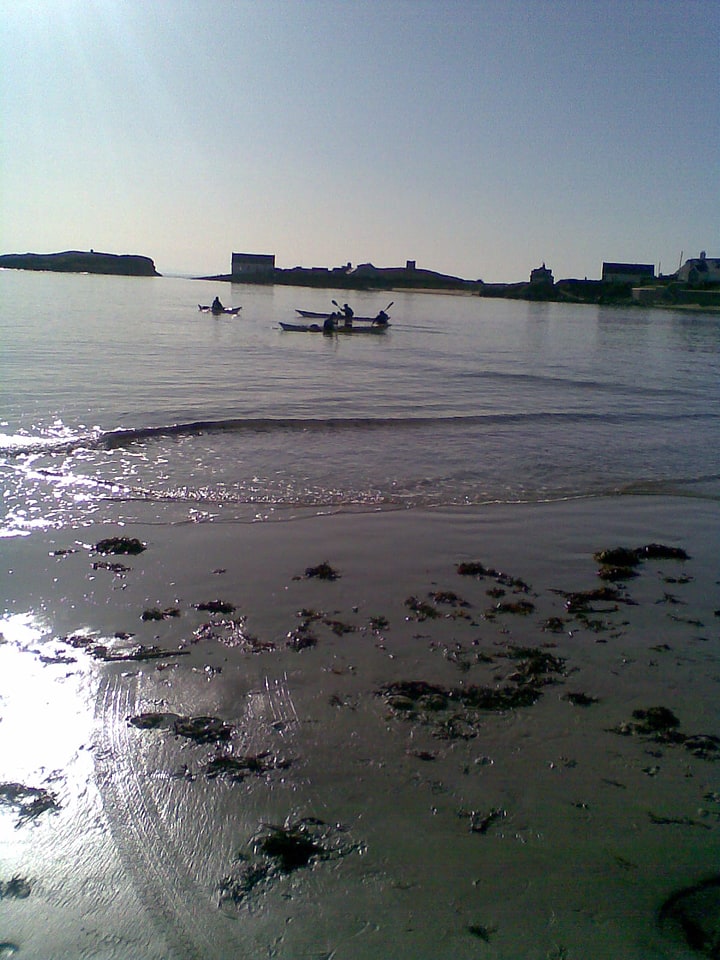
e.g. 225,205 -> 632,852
1,496 -> 719,959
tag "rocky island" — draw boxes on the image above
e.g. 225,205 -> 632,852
0,250 -> 160,277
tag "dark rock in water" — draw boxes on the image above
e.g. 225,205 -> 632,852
658,875 -> 720,957
94,536 -> 146,555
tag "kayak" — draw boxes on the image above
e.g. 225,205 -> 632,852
295,309 -> 387,322
198,304 -> 242,315
280,321 -> 389,334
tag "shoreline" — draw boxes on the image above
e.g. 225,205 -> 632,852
1,495 -> 718,959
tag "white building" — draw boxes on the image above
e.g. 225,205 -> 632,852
677,251 -> 720,284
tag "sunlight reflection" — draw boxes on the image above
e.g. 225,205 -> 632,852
0,613 -> 96,830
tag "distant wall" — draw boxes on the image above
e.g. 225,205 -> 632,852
231,252 -> 275,279
602,262 -> 655,284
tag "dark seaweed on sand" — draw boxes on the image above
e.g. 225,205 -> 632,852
219,817 -> 358,908
0,876 -> 31,899
0,782 -> 59,825
594,543 -> 690,566
204,752 -> 291,782
303,562 -> 340,580
94,536 -> 146,555
194,599 -> 236,614
128,712 -> 233,744
610,707 -> 720,761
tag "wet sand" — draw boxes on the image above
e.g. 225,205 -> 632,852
1,496 -> 719,959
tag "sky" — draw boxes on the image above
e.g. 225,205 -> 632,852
1,0 -> 718,282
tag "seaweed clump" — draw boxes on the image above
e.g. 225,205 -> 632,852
0,876 -> 31,899
456,561 -> 531,593
94,536 -> 146,555
128,712 -> 233,744
219,816 -> 357,909
0,782 -> 59,825
204,752 -> 291,782
377,644 -> 565,738
610,707 -> 720,761
303,562 -> 340,581
593,543 -> 689,585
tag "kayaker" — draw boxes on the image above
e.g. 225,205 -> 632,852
211,296 -> 224,313
373,309 -> 389,326
342,303 -> 354,319
323,315 -> 336,334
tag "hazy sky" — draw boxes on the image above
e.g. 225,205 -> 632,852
2,0 -> 717,281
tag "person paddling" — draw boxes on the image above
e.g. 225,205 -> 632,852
373,309 -> 389,326
211,296 -> 224,314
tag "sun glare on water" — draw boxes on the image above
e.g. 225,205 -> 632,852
0,613 -> 96,838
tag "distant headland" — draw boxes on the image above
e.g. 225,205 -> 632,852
0,250 -> 160,277
2,248 -> 718,309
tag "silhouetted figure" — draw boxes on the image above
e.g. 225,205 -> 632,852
342,303 -> 354,319
323,315 -> 336,334
373,309 -> 389,326
211,296 -> 224,314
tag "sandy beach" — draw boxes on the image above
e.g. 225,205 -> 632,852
1,495 -> 718,959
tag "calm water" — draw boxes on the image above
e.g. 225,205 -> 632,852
1,269 -> 719,536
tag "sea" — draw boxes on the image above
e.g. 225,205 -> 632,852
1,268 -> 719,538
2,269 -> 720,960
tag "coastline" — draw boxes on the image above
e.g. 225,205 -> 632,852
1,495 -> 718,958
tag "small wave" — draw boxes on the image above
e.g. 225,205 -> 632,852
3,409 -> 717,458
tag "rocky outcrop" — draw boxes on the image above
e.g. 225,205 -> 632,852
0,250 -> 160,276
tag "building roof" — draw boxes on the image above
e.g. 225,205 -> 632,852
602,262 -> 655,274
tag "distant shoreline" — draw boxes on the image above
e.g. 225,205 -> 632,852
3,250 -> 718,311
